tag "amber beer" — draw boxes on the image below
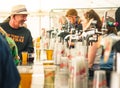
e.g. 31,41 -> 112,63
46,49 -> 53,60
35,37 -> 40,62
22,52 -> 28,65
20,73 -> 32,88
36,48 -> 41,61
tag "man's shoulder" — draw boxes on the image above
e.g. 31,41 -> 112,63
0,22 -> 8,29
20,27 -> 29,31
20,27 -> 31,33
0,22 -> 8,26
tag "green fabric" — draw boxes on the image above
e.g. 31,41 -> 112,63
0,26 -> 20,65
5,36 -> 20,65
5,37 -> 18,57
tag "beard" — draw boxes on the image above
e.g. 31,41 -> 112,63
19,21 -> 25,27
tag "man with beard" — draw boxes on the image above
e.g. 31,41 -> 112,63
0,4 -> 34,61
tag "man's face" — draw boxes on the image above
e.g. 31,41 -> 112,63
67,15 -> 77,24
13,14 -> 27,27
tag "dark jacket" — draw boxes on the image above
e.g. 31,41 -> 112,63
0,33 -> 20,88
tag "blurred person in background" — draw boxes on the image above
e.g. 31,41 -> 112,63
65,8 -> 82,33
99,16 -> 118,87
59,9 -> 83,47
58,16 -> 68,30
100,16 -> 117,69
58,9 -> 82,40
0,4 -> 34,61
0,33 -> 20,88
81,9 -> 102,68
81,9 -> 102,87
115,7 -> 120,33
82,10 -> 118,87
113,7 -> 120,52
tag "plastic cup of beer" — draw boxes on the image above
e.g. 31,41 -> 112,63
46,49 -> 53,60
18,66 -> 33,88
20,73 -> 32,88
22,51 -> 28,65
36,48 -> 41,61
44,65 -> 56,88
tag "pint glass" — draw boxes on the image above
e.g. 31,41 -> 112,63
18,66 -> 33,88
20,73 -> 32,88
36,48 -> 41,61
22,51 -> 28,65
44,66 -> 56,88
46,49 -> 53,60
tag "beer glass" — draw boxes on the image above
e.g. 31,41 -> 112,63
44,66 -> 56,88
46,49 -> 53,60
22,51 -> 28,65
20,73 -> 32,88
43,61 -> 54,66
36,48 -> 41,61
17,66 -> 33,88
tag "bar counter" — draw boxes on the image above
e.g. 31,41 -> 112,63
17,61 -> 69,88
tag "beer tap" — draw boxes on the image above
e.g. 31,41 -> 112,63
101,10 -> 108,34
80,20 -> 102,45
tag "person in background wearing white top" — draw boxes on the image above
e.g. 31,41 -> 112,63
100,16 -> 118,87
80,9 -> 102,87
81,9 -> 102,68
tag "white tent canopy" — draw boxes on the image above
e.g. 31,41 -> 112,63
0,0 -> 119,39
0,0 -> 120,12
41,0 -> 120,11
